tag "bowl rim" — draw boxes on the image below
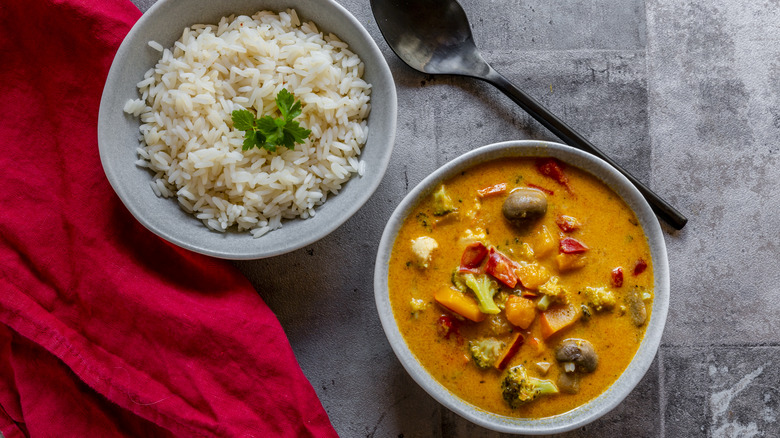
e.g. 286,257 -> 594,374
98,0 -> 397,260
373,140 -> 670,434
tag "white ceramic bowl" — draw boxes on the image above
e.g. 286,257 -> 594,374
374,140 -> 669,434
98,0 -> 396,259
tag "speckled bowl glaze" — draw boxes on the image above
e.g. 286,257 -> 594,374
374,140 -> 669,434
98,0 -> 396,259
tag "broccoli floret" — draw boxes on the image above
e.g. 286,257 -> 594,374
536,276 -> 569,311
469,338 -> 506,369
584,286 -> 616,311
501,365 -> 559,408
494,291 -> 510,311
581,304 -> 593,321
461,272 -> 500,314
451,270 -> 468,292
432,185 -> 456,216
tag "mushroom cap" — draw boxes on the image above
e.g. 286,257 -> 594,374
555,338 -> 598,373
502,188 -> 547,227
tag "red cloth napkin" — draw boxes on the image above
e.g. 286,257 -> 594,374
0,1 -> 337,436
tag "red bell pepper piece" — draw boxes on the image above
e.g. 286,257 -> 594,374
460,242 -> 488,271
536,158 -> 573,192
556,215 -> 581,232
476,182 -> 508,198
485,247 -> 519,288
611,267 -> 624,287
559,237 -> 589,254
633,258 -> 648,276
527,183 -> 554,195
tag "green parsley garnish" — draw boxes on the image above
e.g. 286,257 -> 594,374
231,88 -> 311,152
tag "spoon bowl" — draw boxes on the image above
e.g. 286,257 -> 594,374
371,0 -> 687,229
371,0 -> 488,77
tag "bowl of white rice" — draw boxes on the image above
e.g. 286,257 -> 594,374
99,0 -> 396,259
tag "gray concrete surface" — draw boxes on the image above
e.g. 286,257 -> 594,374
133,0 -> 780,436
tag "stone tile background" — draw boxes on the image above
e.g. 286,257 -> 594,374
130,0 -> 780,436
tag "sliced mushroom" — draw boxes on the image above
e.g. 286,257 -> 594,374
557,371 -> 580,394
535,361 -> 552,375
555,338 -> 598,373
502,188 -> 547,227
626,287 -> 647,326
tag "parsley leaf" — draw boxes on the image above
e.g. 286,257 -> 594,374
232,109 -> 256,132
242,129 -> 258,151
276,88 -> 295,119
231,88 -> 311,153
284,122 -> 310,145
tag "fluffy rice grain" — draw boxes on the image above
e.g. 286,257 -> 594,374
125,9 -> 371,236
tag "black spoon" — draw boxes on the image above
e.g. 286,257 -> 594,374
370,0 -> 687,229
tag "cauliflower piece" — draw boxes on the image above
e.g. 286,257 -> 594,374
536,276 -> 569,310
432,185 -> 456,216
409,298 -> 429,318
411,236 -> 438,268
462,202 -> 482,220
458,228 -> 487,247
584,286 -> 616,311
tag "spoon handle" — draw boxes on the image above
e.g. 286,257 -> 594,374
483,68 -> 688,230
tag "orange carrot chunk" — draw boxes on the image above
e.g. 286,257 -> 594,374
477,182 -> 508,198
556,253 -> 587,272
505,295 -> 537,329
434,288 -> 486,322
540,304 -> 580,339
515,263 -> 550,290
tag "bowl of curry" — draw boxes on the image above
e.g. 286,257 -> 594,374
374,140 -> 669,434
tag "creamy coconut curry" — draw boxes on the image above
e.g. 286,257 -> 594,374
387,157 -> 653,418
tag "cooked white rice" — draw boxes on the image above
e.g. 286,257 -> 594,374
123,9 -> 371,237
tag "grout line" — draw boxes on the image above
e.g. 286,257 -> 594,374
481,48 -> 648,56
658,345 -> 666,438
643,3 -> 662,434
662,342 -> 780,349
642,0 -> 654,186
644,0 -> 662,189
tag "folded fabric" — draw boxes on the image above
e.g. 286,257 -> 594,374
0,1 -> 337,436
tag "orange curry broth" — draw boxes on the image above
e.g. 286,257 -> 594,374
387,157 -> 653,418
